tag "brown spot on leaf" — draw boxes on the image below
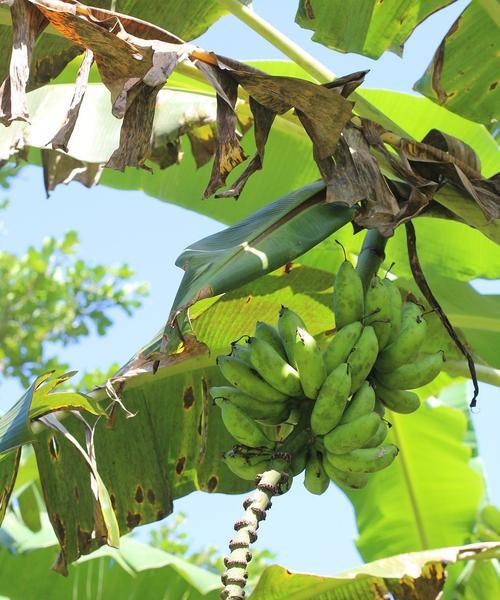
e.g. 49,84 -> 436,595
198,413 -> 203,436
147,489 -> 156,504
135,485 -> 144,503
245,296 -> 252,304
490,81 -> 498,91
126,512 -> 142,529
304,0 -> 315,19
74,486 -> 80,502
207,475 -> 218,492
52,513 -> 65,544
110,493 -> 116,510
156,509 -> 166,521
77,525 -> 92,554
284,262 -> 293,274
48,435 -> 60,460
175,456 -> 186,475
183,386 -> 195,409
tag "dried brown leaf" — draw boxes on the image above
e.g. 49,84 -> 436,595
187,123 -> 217,168
50,48 -> 94,152
197,61 -> 246,197
0,0 -> 47,125
215,54 -> 352,160
42,149 -> 103,194
215,97 -> 275,198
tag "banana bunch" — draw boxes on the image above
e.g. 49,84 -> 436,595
211,256 -> 445,496
211,310 -> 325,453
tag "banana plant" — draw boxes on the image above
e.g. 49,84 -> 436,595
0,0 -> 499,598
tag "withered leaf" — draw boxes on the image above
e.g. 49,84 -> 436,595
187,123 -> 217,169
50,48 -> 94,152
197,61 -> 246,197
0,0 -> 47,125
215,54 -> 353,160
323,69 -> 369,98
339,125 -> 400,236
42,149 -> 103,195
215,96 -> 275,199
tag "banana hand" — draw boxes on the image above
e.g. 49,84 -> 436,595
293,327 -> 327,400
217,355 -> 288,403
376,352 -> 445,390
333,260 -> 364,330
347,325 -> 379,394
324,412 -> 381,455
326,444 -> 399,473
248,336 -> 302,397
323,321 -> 363,374
310,363 -> 351,435
375,383 -> 420,414
215,398 -> 274,448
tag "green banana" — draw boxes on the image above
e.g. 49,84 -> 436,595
209,386 -> 290,425
324,412 -> 381,455
223,450 -> 271,481
291,448 -> 308,476
375,383 -> 420,414
364,276 -> 392,349
255,321 -> 287,361
333,260 -> 364,330
293,327 -> 327,400
215,398 -> 274,448
303,450 -> 330,495
310,363 -> 351,435
375,302 -> 427,373
377,352 -> 445,390
217,355 -> 288,403
481,505 -> 500,536
322,456 -> 369,489
382,279 -> 402,344
261,422 -> 295,443
247,336 -> 302,397
347,325 -> 379,394
363,419 -> 390,448
374,397 -> 386,417
340,381 -> 375,424
230,342 -> 252,365
278,306 -> 306,366
323,321 -> 363,373
326,444 -> 399,473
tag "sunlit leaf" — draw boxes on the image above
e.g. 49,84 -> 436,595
249,542 -> 499,599
414,1 -> 499,131
295,0 -> 455,59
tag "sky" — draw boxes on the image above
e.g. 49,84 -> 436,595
1,0 -> 498,577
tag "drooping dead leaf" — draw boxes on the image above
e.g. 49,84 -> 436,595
187,123 -> 217,169
0,0 -> 47,125
50,48 -> 94,152
196,60 -> 246,197
215,54 -> 353,161
0,0 -> 497,230
215,96 -> 276,199
41,149 -> 103,194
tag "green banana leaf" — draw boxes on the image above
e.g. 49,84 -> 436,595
163,180 -> 353,350
249,542 -> 499,600
0,512 -> 222,600
295,0 -> 455,59
346,383 -> 484,561
414,1 -> 499,131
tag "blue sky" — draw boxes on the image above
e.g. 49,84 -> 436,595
2,0 -> 498,576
